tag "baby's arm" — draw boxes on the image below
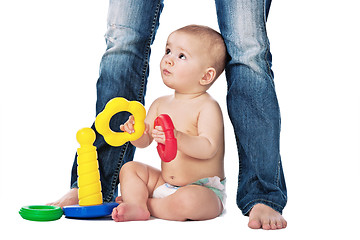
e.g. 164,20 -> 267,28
177,102 -> 223,159
153,101 -> 224,159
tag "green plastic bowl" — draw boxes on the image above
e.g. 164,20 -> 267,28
19,205 -> 63,221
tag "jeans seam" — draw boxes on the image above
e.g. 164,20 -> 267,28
137,0 -> 162,103
235,135 -> 243,187
262,0 -> 273,82
105,142 -> 129,202
262,0 -> 280,189
275,157 -> 281,187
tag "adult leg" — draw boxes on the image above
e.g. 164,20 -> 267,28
70,0 -> 164,203
215,0 -> 287,229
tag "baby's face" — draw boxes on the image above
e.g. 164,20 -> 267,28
160,31 -> 211,93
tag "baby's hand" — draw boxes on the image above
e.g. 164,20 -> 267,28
120,115 -> 136,134
152,126 -> 166,144
120,115 -> 150,136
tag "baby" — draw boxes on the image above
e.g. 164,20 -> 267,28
112,24 -> 227,222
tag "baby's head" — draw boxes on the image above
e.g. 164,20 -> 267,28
160,24 -> 227,94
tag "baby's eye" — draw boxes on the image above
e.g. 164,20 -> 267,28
179,53 -> 186,60
165,48 -> 171,55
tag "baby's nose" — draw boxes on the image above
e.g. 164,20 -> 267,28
165,57 -> 174,66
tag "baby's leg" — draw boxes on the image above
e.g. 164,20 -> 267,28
112,161 -> 163,222
148,185 -> 223,221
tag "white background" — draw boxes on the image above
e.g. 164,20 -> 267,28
1,0 -> 359,239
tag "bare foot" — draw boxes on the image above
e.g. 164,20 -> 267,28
248,203 -> 287,230
47,188 -> 78,208
111,202 -> 150,222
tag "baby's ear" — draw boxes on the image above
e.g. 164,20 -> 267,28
200,67 -> 216,86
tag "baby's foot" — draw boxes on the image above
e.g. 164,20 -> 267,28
111,203 -> 150,222
248,204 -> 287,230
47,188 -> 78,208
115,196 -> 123,203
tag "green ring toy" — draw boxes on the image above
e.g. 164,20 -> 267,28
19,205 -> 63,221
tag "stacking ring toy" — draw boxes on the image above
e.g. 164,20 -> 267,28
19,205 -> 63,221
63,127 -> 120,219
20,98 -> 146,221
95,97 -> 146,146
154,114 -> 177,162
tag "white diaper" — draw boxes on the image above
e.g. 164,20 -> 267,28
152,183 -> 179,199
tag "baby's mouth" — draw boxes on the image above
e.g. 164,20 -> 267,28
162,69 -> 171,76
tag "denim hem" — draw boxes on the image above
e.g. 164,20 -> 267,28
70,181 -> 78,189
241,198 -> 286,216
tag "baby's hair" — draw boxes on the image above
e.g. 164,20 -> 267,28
174,24 -> 227,80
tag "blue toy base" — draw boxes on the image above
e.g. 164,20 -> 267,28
63,202 -> 119,219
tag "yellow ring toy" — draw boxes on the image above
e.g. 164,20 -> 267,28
95,97 -> 146,147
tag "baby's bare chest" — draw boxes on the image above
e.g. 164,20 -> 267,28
158,102 -> 201,135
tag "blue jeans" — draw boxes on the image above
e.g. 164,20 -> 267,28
71,0 -> 287,215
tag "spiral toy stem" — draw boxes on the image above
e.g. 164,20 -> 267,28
76,127 -> 103,206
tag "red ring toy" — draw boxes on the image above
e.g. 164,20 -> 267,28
154,114 -> 177,162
